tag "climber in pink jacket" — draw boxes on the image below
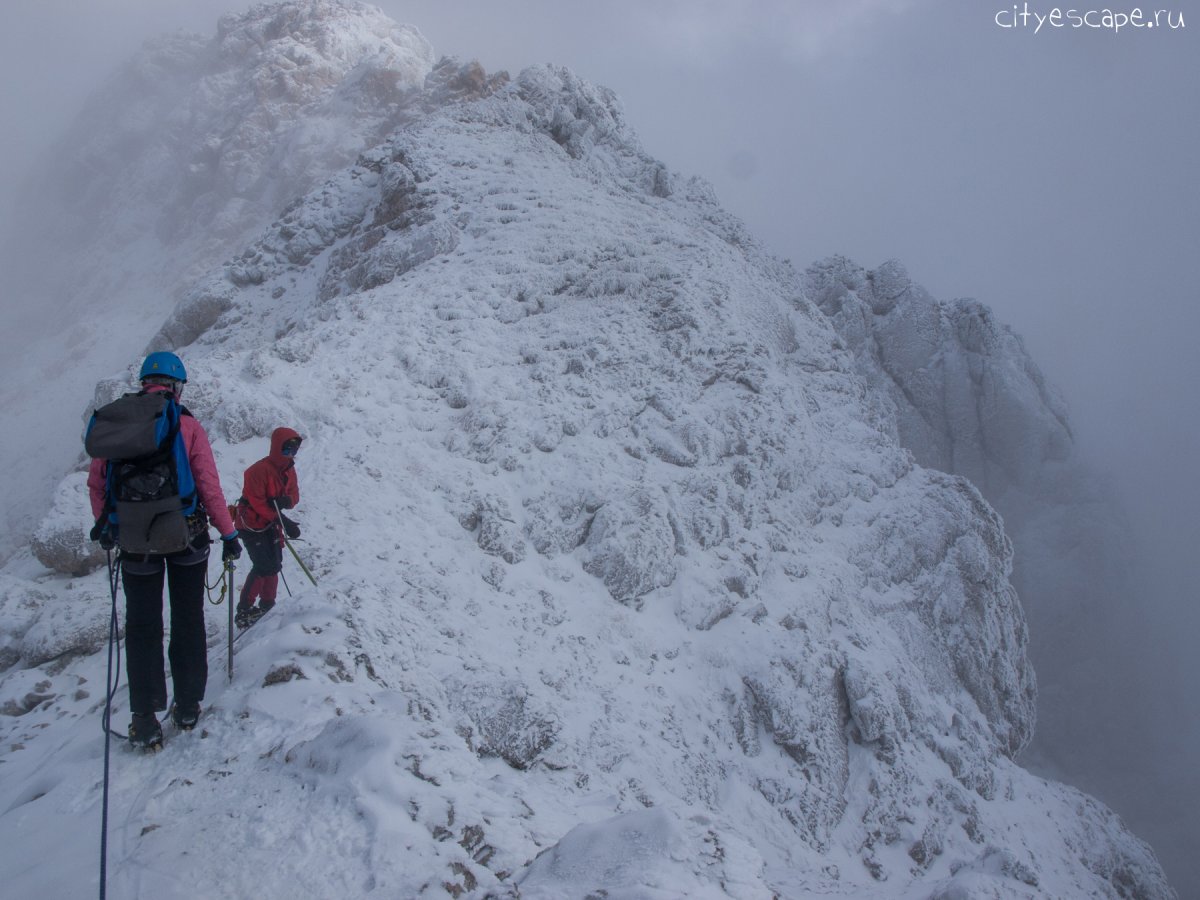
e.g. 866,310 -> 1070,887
86,351 -> 241,748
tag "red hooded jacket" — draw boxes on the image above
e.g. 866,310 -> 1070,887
237,427 -> 302,531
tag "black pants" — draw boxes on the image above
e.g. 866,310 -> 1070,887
242,525 -> 283,577
122,550 -> 209,715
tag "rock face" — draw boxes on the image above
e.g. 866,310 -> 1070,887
804,257 -> 1074,498
9,0 -> 516,320
0,5 -> 1175,898
806,255 -> 1187,891
13,0 -> 435,309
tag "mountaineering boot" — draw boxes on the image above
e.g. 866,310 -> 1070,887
245,603 -> 272,626
129,712 -> 164,750
172,703 -> 201,731
235,605 -> 252,629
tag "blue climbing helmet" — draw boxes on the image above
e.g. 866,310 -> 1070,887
139,351 -> 187,384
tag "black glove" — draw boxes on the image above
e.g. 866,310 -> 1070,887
270,495 -> 294,510
281,515 -> 301,540
222,535 -> 243,562
90,519 -> 116,550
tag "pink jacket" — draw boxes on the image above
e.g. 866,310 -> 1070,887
88,386 -> 237,539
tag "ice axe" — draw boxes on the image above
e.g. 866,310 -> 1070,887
225,558 -> 235,682
273,499 -> 318,586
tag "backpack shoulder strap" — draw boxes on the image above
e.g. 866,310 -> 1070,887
167,401 -> 198,516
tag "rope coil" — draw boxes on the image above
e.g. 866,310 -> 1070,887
205,566 -> 229,606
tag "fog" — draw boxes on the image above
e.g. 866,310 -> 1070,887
2,0 -> 1197,891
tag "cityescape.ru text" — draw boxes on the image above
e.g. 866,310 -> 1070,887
995,4 -> 1186,32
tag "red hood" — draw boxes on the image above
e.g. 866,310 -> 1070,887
268,427 -> 302,467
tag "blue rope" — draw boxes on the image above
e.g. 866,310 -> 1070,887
99,549 -> 121,899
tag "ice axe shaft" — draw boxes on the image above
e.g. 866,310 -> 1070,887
273,499 -> 318,586
225,560 -> 235,682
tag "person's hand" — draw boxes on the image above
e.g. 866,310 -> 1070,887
270,496 -> 294,510
222,535 -> 242,562
282,516 -> 301,540
90,520 -> 115,550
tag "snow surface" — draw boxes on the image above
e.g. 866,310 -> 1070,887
0,2 -> 1178,898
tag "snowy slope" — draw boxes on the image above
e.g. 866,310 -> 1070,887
0,29 -> 1175,896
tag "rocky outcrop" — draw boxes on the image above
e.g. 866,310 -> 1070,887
31,473 -> 106,577
806,255 -> 1182,895
805,257 -> 1074,497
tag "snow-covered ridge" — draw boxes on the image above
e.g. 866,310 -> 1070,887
41,0 -> 434,263
5,0 -> 514,340
0,4 -> 1175,897
0,3 -> 1180,897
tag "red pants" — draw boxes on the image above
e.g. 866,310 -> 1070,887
238,525 -> 282,610
238,572 -> 278,609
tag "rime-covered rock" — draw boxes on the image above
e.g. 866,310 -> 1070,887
0,575 -> 109,672
31,473 -> 106,577
805,256 -> 1073,495
804,256 -> 1183,876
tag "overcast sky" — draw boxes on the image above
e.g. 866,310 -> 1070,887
3,0 -> 1197,596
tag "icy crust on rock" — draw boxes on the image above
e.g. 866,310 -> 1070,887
804,257 -> 1074,498
802,256 -> 1174,849
2,58 -> 1171,900
54,0 -> 434,257
5,0 -> 466,332
30,472 -> 105,578
0,572 -> 110,675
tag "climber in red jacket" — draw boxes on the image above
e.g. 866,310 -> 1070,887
234,427 -> 302,626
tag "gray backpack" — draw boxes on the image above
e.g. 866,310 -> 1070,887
84,392 -> 197,555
